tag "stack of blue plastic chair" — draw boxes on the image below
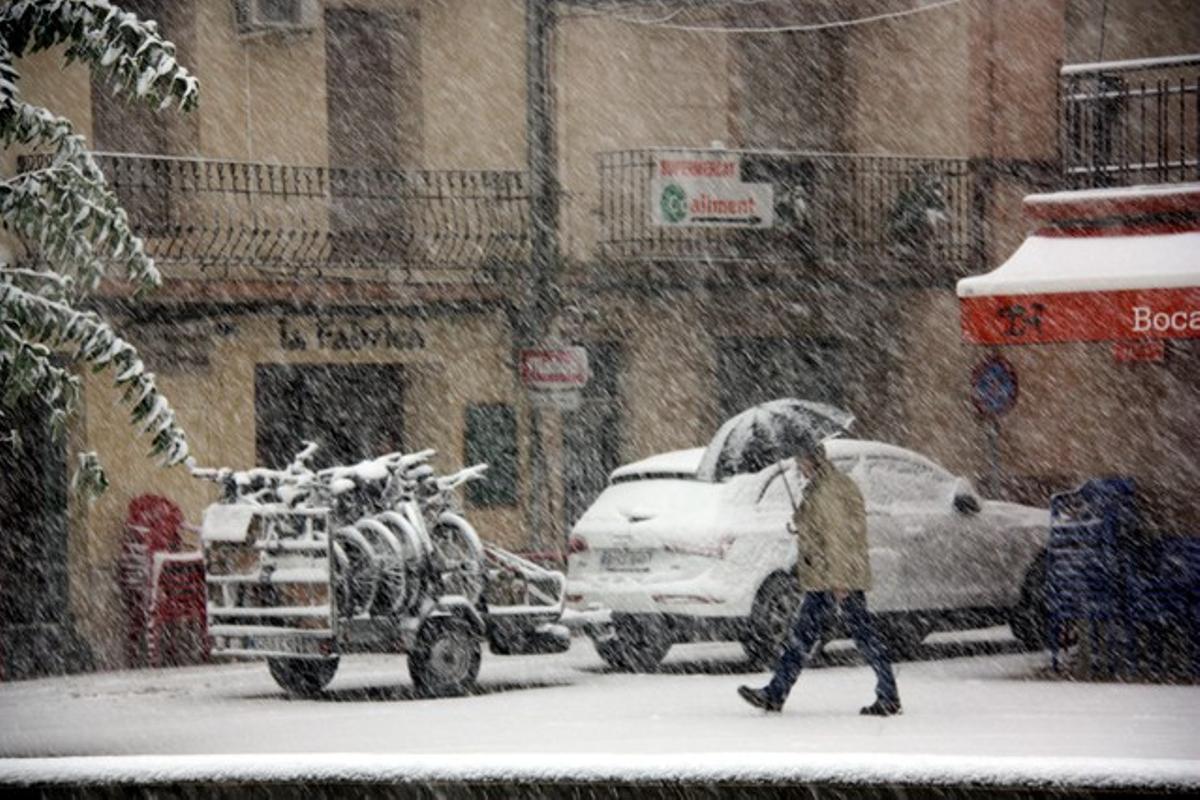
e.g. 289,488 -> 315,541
1126,536 -> 1200,678
1046,478 -> 1137,676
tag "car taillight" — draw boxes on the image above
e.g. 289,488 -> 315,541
567,535 -> 588,554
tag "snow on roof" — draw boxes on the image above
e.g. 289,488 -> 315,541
956,231 -> 1200,298
1025,182 -> 1200,207
824,438 -> 943,471
610,448 -> 705,481
609,440 -> 942,483
1021,182 -> 1200,224
1060,53 -> 1200,75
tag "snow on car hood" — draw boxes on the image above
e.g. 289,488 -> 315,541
571,477 -> 722,548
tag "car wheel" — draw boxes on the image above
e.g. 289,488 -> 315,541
742,575 -> 802,669
593,615 -> 671,672
1010,556 -> 1049,651
881,617 -> 928,661
409,616 -> 482,697
267,657 -> 339,697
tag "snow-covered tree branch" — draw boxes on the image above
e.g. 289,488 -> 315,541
1,1 -> 199,492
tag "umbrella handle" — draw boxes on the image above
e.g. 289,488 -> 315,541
776,459 -> 800,515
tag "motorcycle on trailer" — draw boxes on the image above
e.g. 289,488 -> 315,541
193,444 -> 568,697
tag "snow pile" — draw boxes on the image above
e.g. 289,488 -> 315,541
1,752 -> 1197,789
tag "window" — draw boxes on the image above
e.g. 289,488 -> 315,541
856,457 -> 952,507
88,0 -> 196,230
325,7 -> 423,263
757,457 -> 856,507
464,404 -> 518,508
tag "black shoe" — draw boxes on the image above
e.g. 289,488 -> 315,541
860,698 -> 902,717
738,685 -> 782,713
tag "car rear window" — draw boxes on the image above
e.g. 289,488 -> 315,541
611,471 -> 696,485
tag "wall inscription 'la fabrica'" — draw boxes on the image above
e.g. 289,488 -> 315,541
278,318 -> 425,352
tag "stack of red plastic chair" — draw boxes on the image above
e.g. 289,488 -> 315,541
120,495 -> 198,666
146,551 -> 210,667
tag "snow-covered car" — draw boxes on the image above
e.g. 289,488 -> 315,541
566,440 -> 1050,670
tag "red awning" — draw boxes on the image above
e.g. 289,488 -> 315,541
957,184 -> 1200,345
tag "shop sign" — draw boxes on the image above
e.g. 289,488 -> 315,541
1113,339 -> 1166,363
519,346 -> 589,391
278,318 -> 425,352
960,286 -> 1200,345
650,178 -> 774,228
649,151 -> 773,228
970,356 -> 1019,418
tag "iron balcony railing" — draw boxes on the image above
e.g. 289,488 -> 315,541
597,148 -> 978,280
15,152 -> 531,281
1060,53 -> 1200,187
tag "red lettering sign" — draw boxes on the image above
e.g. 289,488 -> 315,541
519,347 -> 590,391
960,286 -> 1200,345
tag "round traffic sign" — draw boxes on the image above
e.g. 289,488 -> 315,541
970,356 -> 1019,417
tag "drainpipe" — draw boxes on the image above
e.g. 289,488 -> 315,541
521,0 -> 561,551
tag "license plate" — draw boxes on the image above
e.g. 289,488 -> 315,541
601,548 -> 653,572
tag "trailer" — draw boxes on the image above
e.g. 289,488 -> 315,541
196,447 -> 568,697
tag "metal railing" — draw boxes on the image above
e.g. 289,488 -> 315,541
597,148 -> 978,280
15,152 -> 531,281
1060,54 -> 1200,187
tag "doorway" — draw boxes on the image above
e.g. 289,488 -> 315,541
717,336 -> 843,420
255,363 -> 405,470
562,343 -> 624,532
0,390 -> 89,678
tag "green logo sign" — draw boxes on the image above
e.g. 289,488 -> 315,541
660,182 -> 687,224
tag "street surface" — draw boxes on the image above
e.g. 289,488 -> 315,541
2,627 -> 1198,786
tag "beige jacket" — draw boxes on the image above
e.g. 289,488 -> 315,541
792,455 -> 872,591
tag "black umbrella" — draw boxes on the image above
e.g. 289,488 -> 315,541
696,399 -> 854,482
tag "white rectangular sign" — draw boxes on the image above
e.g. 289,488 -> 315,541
519,347 -> 590,391
650,177 -> 774,228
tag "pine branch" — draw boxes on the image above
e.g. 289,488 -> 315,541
2,1 -> 198,112
0,283 -> 189,466
0,1 -> 199,494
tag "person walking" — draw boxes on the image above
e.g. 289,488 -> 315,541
737,432 -> 901,716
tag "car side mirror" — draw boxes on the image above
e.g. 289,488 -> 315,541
954,492 -> 982,515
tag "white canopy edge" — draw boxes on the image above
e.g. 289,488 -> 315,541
956,231 -> 1200,298
1060,53 -> 1200,75
1025,182 -> 1200,207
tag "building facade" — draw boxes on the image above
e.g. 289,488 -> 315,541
1,0 -> 1197,676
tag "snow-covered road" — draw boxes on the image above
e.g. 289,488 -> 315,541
2,629 -> 1198,786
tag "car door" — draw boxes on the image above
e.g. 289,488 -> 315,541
742,465 -> 800,575
855,456 -> 971,611
838,457 -> 908,612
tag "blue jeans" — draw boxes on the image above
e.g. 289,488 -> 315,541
765,590 -> 899,706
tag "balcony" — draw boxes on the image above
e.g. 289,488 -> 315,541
1060,54 -> 1200,188
14,153 -> 531,286
596,148 -> 979,284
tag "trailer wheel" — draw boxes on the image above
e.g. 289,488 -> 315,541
267,657 -> 339,697
409,616 -> 481,697
593,615 -> 670,672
